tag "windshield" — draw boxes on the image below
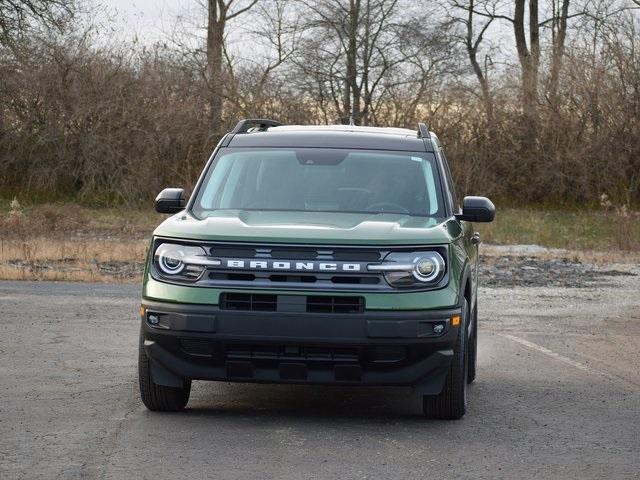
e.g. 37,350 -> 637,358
192,148 -> 444,218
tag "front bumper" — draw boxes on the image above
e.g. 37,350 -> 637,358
140,300 -> 461,395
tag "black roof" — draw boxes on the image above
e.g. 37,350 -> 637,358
224,125 -> 434,152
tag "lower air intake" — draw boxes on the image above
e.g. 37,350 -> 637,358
219,293 -> 364,314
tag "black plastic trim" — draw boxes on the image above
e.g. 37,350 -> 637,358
144,338 -> 452,393
141,299 -> 461,342
231,118 -> 282,134
140,300 -> 460,392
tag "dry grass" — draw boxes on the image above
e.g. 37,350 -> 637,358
480,207 -> 640,251
0,264 -> 125,282
0,200 -> 160,238
0,238 -> 148,283
0,201 -> 154,282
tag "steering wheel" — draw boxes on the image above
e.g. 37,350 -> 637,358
365,202 -> 410,214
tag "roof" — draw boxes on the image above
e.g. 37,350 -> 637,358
225,124 -> 435,152
269,125 -> 419,135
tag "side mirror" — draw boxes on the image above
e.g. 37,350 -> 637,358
456,196 -> 495,222
155,188 -> 186,214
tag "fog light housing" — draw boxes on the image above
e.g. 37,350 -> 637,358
433,323 -> 445,334
148,313 -> 160,325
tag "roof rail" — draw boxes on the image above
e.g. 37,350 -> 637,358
231,118 -> 282,134
417,122 -> 430,139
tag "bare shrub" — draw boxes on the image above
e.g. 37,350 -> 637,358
600,194 -> 639,251
0,2 -> 638,207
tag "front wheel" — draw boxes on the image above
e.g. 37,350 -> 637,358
138,344 -> 191,412
422,298 -> 468,420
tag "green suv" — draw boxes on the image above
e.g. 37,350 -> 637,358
139,119 -> 495,419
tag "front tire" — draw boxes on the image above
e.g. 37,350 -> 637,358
422,298 -> 469,420
138,344 -> 191,412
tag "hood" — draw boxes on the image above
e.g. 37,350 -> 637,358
153,210 -> 461,246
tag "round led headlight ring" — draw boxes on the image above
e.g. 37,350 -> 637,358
416,259 -> 435,276
412,252 -> 445,283
156,244 -> 186,275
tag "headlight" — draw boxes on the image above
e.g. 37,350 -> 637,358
153,243 -> 211,280
412,252 -> 445,282
368,251 -> 446,288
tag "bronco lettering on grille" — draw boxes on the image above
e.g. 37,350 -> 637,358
221,259 -> 363,272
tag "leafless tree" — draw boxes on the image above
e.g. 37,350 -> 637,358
205,0 -> 258,135
449,0 -> 499,121
222,0 -> 301,118
1,0 -> 640,206
0,0 -> 73,47
451,0 -> 593,135
547,0 -> 571,106
295,0 -> 446,125
513,0 -> 540,125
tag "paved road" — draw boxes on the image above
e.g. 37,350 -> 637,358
1,279 -> 639,479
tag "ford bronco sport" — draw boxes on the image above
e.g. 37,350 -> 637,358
139,119 -> 495,419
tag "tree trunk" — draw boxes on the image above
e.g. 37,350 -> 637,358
465,0 -> 493,122
360,0 -> 371,125
514,0 -> 539,134
345,0 -> 360,124
207,0 -> 225,136
529,0 -> 540,89
548,0 -> 570,107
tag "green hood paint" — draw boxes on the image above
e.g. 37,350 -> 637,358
153,210 -> 458,245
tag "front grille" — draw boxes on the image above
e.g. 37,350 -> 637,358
209,246 -> 381,262
306,295 -> 364,314
179,339 -> 410,367
201,243 -> 388,291
226,344 -> 360,362
210,272 -> 380,286
220,293 -> 277,311
219,293 -> 365,314
331,275 -> 379,285
180,339 -> 214,356
269,274 -> 317,283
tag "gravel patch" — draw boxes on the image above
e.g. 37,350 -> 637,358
480,255 -> 637,288
6,258 -> 145,279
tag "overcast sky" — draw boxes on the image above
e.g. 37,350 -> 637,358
96,0 -> 518,69
98,0 -> 198,43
